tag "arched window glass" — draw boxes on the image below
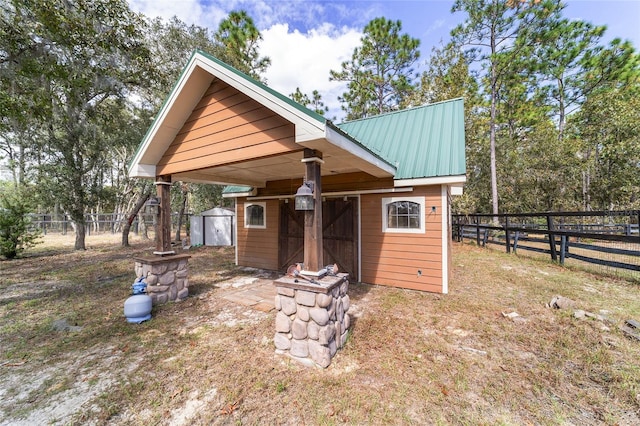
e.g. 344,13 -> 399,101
382,196 -> 425,233
387,201 -> 420,229
244,203 -> 266,228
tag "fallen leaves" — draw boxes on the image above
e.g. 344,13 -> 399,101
220,398 -> 242,415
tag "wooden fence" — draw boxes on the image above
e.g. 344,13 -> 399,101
452,211 -> 640,276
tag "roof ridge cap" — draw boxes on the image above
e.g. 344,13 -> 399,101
338,97 -> 464,125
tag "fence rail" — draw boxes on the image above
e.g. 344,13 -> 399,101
452,210 -> 640,278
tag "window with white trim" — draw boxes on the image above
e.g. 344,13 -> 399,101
244,202 -> 266,228
382,196 -> 425,233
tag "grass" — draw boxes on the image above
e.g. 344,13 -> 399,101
0,234 -> 639,425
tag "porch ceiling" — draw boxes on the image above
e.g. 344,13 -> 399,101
171,141 -> 381,188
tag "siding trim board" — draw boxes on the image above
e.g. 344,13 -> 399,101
441,185 -> 449,294
244,186 -> 413,201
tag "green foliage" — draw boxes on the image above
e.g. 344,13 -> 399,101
451,0 -> 551,215
0,187 -> 41,259
331,17 -> 420,120
1,0 -> 154,250
451,0 -> 640,213
214,10 -> 271,80
289,87 -> 329,117
569,82 -> 640,210
147,16 -> 220,98
406,43 -> 479,106
188,184 -> 229,214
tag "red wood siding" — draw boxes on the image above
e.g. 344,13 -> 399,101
360,186 -> 444,292
236,198 -> 279,270
157,80 -> 297,175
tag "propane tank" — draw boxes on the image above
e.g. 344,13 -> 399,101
124,277 -> 152,323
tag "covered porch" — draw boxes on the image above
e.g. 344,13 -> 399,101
129,50 -> 395,279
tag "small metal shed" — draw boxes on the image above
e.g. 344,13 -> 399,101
189,207 -> 235,246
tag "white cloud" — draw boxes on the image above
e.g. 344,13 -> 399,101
127,0 -> 364,122
261,23 -> 361,122
128,0 -> 227,29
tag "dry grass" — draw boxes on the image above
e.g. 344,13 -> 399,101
1,235 -> 639,425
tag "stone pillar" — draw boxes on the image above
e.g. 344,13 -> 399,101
134,254 -> 190,305
273,273 -> 350,368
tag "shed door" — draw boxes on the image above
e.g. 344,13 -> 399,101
204,215 -> 232,246
279,197 -> 358,281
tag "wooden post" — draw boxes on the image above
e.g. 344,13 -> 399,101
303,149 -> 323,272
505,216 -> 511,253
547,214 -> 557,262
155,175 -> 175,256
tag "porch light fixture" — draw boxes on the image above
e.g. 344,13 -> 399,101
295,181 -> 315,211
146,196 -> 160,206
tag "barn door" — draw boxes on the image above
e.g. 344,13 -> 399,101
278,197 -> 358,281
278,201 -> 304,270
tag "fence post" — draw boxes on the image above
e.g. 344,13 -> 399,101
559,235 -> 566,265
475,216 -> 481,246
505,216 -> 511,253
547,214 -> 557,262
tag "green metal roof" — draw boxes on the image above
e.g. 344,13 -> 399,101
336,98 -> 466,180
222,185 -> 253,194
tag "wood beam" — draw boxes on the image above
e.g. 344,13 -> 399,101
154,175 -> 175,256
303,149 -> 323,272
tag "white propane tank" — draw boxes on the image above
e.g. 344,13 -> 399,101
124,294 -> 152,323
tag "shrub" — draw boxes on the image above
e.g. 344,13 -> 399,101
0,189 -> 41,259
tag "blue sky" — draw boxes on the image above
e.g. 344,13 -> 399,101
128,0 -> 640,121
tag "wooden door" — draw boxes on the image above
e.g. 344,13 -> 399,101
278,197 -> 358,280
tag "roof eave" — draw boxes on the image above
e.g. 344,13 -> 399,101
394,175 -> 467,187
324,123 -> 396,178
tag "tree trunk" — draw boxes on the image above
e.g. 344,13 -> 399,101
74,218 -> 86,250
139,211 -> 149,240
489,40 -> 499,220
122,192 -> 151,247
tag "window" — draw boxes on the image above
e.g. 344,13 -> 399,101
382,196 -> 425,233
244,202 -> 266,228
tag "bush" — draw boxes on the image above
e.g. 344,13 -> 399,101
0,189 -> 41,259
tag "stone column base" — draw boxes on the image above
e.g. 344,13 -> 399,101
134,254 -> 191,305
273,273 -> 350,368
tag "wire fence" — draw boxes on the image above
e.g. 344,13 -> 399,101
26,213 -> 190,236
452,210 -> 640,281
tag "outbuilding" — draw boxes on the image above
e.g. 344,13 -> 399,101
189,207 -> 234,247
129,50 -> 465,294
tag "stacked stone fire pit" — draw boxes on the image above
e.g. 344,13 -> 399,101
273,273 -> 350,368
